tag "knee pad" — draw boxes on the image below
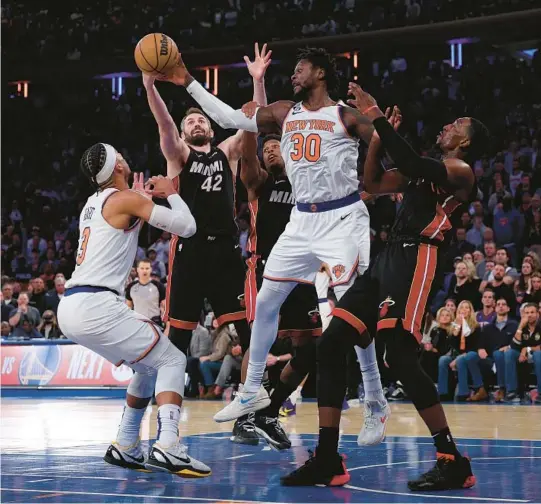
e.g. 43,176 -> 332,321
290,340 -> 316,377
127,368 -> 157,399
154,342 -> 188,397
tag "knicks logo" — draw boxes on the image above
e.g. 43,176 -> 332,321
237,294 -> 246,309
378,296 -> 395,318
332,264 -> 346,279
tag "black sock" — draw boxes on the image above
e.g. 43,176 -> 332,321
432,427 -> 460,457
317,427 -> 339,458
258,379 -> 295,418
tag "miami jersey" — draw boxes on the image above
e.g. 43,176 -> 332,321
280,102 -> 360,203
66,188 -> 141,295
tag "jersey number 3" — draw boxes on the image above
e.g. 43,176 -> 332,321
76,227 -> 91,266
201,174 -> 222,192
290,133 -> 321,162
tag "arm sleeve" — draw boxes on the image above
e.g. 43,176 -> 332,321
148,194 -> 196,238
186,80 -> 259,132
125,282 -> 134,301
373,117 -> 448,184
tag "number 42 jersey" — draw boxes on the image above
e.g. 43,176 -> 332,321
281,102 -> 360,204
176,146 -> 237,237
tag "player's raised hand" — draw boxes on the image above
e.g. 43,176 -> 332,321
131,173 -> 152,199
142,73 -> 156,89
145,175 -> 177,198
387,105 -> 402,131
241,101 -> 258,119
157,54 -> 190,86
244,42 -> 272,82
347,82 -> 377,112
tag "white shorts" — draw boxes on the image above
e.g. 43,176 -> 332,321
263,199 -> 370,286
57,291 -> 168,372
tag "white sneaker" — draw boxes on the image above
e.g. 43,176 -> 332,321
213,386 -> 270,423
103,439 -> 150,472
357,399 -> 391,446
145,441 -> 211,478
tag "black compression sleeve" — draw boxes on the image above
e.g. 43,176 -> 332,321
373,117 -> 448,184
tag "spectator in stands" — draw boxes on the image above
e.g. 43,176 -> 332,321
476,241 -> 497,278
448,301 -> 482,401
515,260 -> 535,305
451,227 -> 475,258
1,283 -> 18,322
150,232 -> 170,264
147,248 -> 166,281
472,298 -> 518,402
482,263 -> 517,314
44,276 -> 66,314
516,307 -> 541,404
446,261 -> 481,309
420,307 -> 453,382
39,247 -> 59,275
198,321 -> 236,397
1,321 -> 11,337
26,226 -> 47,257
203,330 -> 243,400
514,174 -> 533,209
29,277 -> 47,314
14,318 -> 41,339
476,289 -> 496,327
185,320 -> 212,398
499,303 -> 540,402
523,271 -> 541,304
9,292 -> 40,336
524,209 -> 541,249
445,298 -> 457,318
466,216 -> 486,249
493,195 -> 523,251
38,310 -> 63,339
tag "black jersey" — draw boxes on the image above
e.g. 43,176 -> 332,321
176,146 -> 237,236
247,174 -> 295,260
390,178 -> 475,244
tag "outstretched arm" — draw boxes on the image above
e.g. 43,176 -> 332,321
220,42 -> 273,175
157,53 -> 291,133
240,128 -> 268,198
143,74 -> 190,179
347,83 -> 474,201
363,106 -> 409,195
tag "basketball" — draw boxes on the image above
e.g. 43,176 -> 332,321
134,33 -> 179,75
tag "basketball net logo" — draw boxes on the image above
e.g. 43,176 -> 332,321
378,296 -> 395,318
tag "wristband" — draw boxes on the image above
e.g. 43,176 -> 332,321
363,105 -> 379,115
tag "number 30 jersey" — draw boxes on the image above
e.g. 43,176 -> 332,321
281,102 -> 360,204
176,146 -> 236,237
66,188 -> 141,295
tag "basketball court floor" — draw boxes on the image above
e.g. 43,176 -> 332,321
1,398 -> 540,503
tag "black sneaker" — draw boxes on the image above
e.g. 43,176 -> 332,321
504,392 -> 520,403
230,414 -> 259,446
103,442 -> 150,472
281,450 -> 350,487
253,413 -> 291,450
408,455 -> 476,491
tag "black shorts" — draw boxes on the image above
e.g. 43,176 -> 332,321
245,256 -> 321,338
334,242 -> 441,343
165,234 -> 246,329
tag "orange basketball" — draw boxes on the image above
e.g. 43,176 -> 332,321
134,33 -> 179,75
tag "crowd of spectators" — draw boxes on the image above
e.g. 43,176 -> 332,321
2,29 -> 541,401
3,0 -> 538,65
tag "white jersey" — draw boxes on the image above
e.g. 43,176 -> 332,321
280,102 -> 360,203
66,188 -> 141,295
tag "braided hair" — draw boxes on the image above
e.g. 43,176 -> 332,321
80,143 -> 109,192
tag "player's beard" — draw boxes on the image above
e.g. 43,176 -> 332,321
186,132 -> 211,147
293,85 -> 309,101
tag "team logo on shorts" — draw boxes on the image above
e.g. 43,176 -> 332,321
332,264 -> 346,279
378,296 -> 395,318
237,294 -> 246,308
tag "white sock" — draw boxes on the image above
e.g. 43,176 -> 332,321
116,404 -> 146,448
355,342 -> 385,402
289,387 -> 301,406
244,361 -> 266,393
156,404 -> 181,448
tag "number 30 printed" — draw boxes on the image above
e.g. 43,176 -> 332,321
290,133 -> 321,162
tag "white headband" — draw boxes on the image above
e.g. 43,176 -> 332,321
95,143 -> 117,184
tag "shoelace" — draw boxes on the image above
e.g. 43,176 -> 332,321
363,402 -> 378,429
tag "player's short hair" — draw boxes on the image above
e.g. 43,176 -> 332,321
262,134 -> 281,149
137,259 -> 152,267
180,107 -> 211,132
297,47 -> 338,93
80,143 -> 108,191
464,117 -> 490,166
